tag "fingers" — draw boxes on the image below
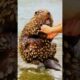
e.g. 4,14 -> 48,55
47,33 -> 58,39
40,25 -> 53,34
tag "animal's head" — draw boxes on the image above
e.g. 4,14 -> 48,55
34,10 -> 53,27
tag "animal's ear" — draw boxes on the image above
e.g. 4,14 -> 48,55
35,10 -> 43,15
47,12 -> 50,15
35,11 -> 39,15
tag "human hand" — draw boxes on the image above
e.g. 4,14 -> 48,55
40,24 -> 62,39
47,32 -> 58,39
40,25 -> 53,34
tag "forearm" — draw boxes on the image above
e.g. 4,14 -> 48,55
47,24 -> 62,39
47,32 -> 59,39
51,24 -> 62,33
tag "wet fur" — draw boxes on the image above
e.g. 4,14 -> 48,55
19,10 -> 57,65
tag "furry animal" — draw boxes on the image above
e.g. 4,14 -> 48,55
19,10 -> 60,70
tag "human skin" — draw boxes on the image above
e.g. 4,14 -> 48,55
41,19 -> 80,39
40,24 -> 62,39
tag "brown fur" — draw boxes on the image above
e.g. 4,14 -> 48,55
19,10 -> 57,64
